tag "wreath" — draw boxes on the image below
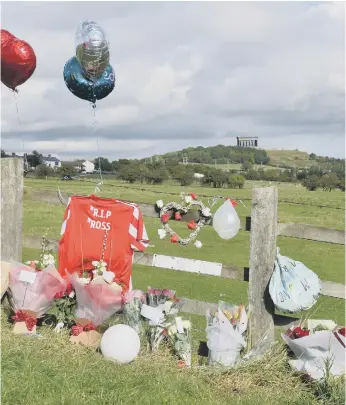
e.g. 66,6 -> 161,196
156,192 -> 212,248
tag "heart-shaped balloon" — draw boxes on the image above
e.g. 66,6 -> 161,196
1,29 -> 36,90
75,21 -> 110,81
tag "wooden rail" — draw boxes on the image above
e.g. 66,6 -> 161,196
27,190 -> 345,245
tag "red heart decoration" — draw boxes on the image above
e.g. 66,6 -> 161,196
1,29 -> 36,90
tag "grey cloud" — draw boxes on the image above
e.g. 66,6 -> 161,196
1,2 -> 345,158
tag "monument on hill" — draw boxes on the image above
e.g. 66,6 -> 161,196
237,136 -> 258,148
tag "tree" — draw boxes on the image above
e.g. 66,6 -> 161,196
36,164 -> 54,178
241,161 -> 253,171
145,164 -> 168,185
94,157 -> 113,172
309,153 -> 317,160
1,150 -> 8,157
57,163 -> 77,178
169,165 -> 194,186
118,164 -> 141,183
302,175 -> 320,191
27,150 -> 43,168
228,174 -> 245,189
320,173 -> 338,192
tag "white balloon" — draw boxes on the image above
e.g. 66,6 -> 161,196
100,324 -> 140,364
212,200 -> 240,240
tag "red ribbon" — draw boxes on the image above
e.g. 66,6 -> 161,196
12,310 -> 37,331
72,322 -> 96,336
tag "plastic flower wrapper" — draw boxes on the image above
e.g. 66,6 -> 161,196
68,273 -> 122,328
206,309 -> 247,367
123,290 -> 147,335
145,287 -> 183,351
8,261 -> 66,332
218,301 -> 248,334
167,317 -> 192,367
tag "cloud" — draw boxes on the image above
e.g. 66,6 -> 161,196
1,1 -> 344,160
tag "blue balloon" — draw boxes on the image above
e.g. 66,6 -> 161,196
63,56 -> 115,103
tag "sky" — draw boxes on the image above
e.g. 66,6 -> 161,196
1,1 -> 345,161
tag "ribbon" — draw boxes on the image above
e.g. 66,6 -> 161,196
12,310 -> 37,331
72,322 -> 96,336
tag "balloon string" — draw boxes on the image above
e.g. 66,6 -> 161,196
92,105 -> 103,193
13,91 -> 28,172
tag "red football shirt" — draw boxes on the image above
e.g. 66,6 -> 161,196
58,195 -> 149,292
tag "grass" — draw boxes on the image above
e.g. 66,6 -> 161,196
266,149 -> 316,169
2,307 -> 344,405
2,177 -> 345,404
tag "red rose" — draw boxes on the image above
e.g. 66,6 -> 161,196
226,197 -> 238,207
292,327 -> 309,339
66,283 -> 73,297
54,291 -> 65,299
170,234 -> 179,243
161,213 -> 170,223
187,220 -> 197,230
338,328 -> 345,337
189,192 -> 198,200
174,212 -> 182,221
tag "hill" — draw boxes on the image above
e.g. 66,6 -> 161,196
142,145 -> 344,172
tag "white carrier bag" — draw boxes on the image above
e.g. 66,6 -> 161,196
269,248 -> 321,313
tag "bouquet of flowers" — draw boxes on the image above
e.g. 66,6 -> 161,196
143,287 -> 182,351
123,290 -> 147,335
53,281 -> 76,330
8,261 -> 65,334
167,317 -> 192,367
68,269 -> 123,328
206,301 -> 248,367
282,319 -> 345,380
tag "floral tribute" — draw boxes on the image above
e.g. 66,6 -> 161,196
123,290 -> 147,335
156,192 -> 212,248
25,229 -> 55,271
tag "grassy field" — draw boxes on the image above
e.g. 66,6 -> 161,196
266,149 -> 316,169
2,177 -> 345,404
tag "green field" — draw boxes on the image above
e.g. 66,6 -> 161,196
266,149 -> 316,169
2,177 -> 345,405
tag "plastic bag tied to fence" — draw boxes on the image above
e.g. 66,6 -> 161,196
269,248 -> 321,313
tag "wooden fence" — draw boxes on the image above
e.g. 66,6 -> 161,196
1,158 -> 345,355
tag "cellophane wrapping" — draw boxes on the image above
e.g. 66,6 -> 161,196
8,261 -> 66,317
68,273 -> 122,327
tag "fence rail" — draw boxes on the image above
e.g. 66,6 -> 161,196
27,190 -> 345,245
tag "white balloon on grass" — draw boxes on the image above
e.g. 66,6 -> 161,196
100,324 -> 140,364
212,200 -> 240,240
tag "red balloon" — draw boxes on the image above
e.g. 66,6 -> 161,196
1,30 -> 15,47
1,29 -> 36,90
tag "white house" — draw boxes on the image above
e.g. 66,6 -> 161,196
42,155 -> 61,169
82,160 -> 95,173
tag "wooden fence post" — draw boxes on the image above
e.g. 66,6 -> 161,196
0,158 -> 23,262
248,186 -> 278,353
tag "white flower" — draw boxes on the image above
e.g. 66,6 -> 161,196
79,277 -> 90,285
92,261 -> 99,267
156,200 -> 164,209
158,229 -> 166,239
100,261 -> 107,270
103,271 -> 115,284
202,207 -> 211,217
69,291 -> 75,299
43,254 -> 49,260
185,195 -> 193,204
194,240 -> 203,249
54,322 -> 64,333
48,258 -> 55,265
